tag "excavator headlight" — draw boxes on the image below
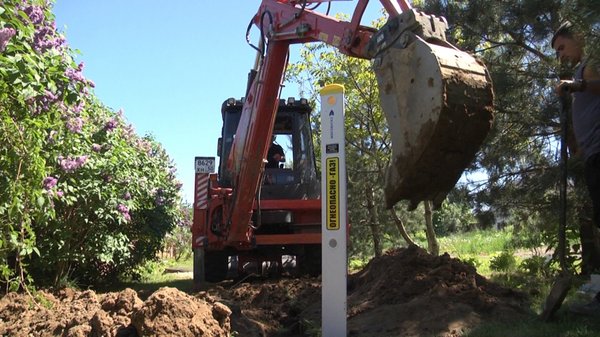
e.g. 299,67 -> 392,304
227,97 -> 236,106
287,97 -> 295,105
299,98 -> 308,105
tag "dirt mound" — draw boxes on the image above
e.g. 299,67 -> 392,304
0,287 -> 231,337
346,245 -> 530,336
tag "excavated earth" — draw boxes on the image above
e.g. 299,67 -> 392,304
0,245 -> 531,337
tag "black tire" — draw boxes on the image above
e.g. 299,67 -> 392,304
297,244 -> 322,276
204,251 -> 229,282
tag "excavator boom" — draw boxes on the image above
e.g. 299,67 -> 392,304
224,0 -> 493,244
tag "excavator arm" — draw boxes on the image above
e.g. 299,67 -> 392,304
223,0 -> 493,245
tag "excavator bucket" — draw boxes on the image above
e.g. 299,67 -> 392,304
368,10 -> 494,209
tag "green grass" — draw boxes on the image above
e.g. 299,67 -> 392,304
465,313 -> 600,337
412,228 -> 517,276
97,257 -> 194,298
438,229 -> 512,256
163,256 -> 193,271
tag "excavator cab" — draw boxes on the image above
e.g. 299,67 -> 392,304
217,97 -> 319,200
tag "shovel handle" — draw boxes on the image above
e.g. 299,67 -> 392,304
558,96 -> 569,271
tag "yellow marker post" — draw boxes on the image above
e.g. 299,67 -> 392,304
320,84 -> 347,336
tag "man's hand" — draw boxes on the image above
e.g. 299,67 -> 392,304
556,79 -> 586,95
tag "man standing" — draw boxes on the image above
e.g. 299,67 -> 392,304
552,21 -> 600,315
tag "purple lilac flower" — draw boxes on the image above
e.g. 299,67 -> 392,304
32,23 -> 66,52
104,118 -> 118,131
92,144 -> 102,152
137,139 -> 151,153
57,102 -> 67,113
42,176 -> 57,190
30,90 -> 59,115
24,6 -> 44,25
45,90 -> 58,101
55,190 -> 64,198
58,155 -> 88,173
117,204 -> 131,222
76,155 -> 88,165
123,124 -> 135,140
66,116 -> 83,133
65,66 -> 85,83
72,101 -> 84,114
32,26 -> 52,51
117,204 -> 129,213
123,192 -> 131,200
17,3 -> 66,53
0,28 -> 16,53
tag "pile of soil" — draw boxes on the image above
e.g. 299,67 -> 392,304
345,245 -> 529,336
0,287 -> 231,337
0,245 -> 531,337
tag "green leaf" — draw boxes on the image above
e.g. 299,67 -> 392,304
37,195 -> 45,207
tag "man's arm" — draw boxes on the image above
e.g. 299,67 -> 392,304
558,59 -> 600,95
582,59 -> 600,95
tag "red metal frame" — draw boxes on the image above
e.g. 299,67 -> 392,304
197,0 -> 413,249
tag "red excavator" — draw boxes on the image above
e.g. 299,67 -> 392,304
192,0 -> 494,285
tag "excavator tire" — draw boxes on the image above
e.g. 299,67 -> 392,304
204,251 -> 229,283
374,36 -> 494,209
297,244 -> 322,276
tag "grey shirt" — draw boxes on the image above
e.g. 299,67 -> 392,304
572,60 -> 600,161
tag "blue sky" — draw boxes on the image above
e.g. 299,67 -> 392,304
52,1 -> 383,204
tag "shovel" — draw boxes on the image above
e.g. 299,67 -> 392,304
540,95 -> 573,321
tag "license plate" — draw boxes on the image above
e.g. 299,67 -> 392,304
195,157 -> 215,173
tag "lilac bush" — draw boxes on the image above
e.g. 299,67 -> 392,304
42,176 -> 58,190
0,27 -> 16,51
0,0 -> 184,289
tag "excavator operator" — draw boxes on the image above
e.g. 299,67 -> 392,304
266,135 -> 285,168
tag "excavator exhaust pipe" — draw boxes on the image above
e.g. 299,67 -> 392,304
368,10 -> 494,209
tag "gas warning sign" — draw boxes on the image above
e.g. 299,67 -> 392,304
326,157 -> 340,230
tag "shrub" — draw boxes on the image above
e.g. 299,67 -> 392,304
519,255 -> 547,276
489,251 -> 517,273
0,0 -> 184,289
460,256 -> 482,269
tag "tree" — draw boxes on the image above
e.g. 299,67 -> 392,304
420,0 -> 600,273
